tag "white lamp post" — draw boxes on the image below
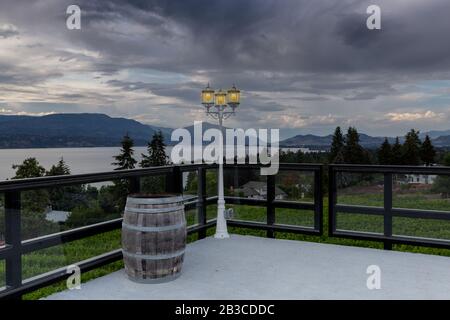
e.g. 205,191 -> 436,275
201,84 -> 241,239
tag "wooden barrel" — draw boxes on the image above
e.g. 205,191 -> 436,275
122,194 -> 186,283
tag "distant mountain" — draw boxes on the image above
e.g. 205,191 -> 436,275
421,130 -> 450,140
0,113 -> 171,148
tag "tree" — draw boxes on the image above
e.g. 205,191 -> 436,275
139,131 -> 169,193
343,127 -> 370,164
391,137 -> 403,165
12,157 -> 45,179
11,158 -> 57,239
111,134 -> 138,211
420,135 -> 436,166
402,129 -> 422,165
112,133 -> 137,170
377,138 -> 393,165
140,131 -> 169,167
329,127 -> 344,163
46,157 -> 71,176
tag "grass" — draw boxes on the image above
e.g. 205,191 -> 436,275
2,190 -> 450,299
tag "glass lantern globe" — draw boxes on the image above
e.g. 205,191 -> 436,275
227,85 -> 240,105
215,90 -> 227,106
201,85 -> 215,105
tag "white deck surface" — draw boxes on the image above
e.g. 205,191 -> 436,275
47,235 -> 450,300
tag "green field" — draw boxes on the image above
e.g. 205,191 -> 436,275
2,191 -> 450,299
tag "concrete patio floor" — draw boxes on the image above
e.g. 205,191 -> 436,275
46,234 -> 450,300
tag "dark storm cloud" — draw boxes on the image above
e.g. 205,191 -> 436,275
1,0 -> 450,134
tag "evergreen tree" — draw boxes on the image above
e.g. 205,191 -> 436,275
140,131 -> 168,167
329,126 -> 344,163
377,138 -> 393,165
420,135 -> 436,166
140,131 -> 169,193
391,137 -> 403,165
46,157 -> 71,176
112,133 -> 137,170
402,129 -> 422,165
343,127 -> 369,164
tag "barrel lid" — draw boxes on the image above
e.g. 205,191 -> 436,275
127,193 -> 184,205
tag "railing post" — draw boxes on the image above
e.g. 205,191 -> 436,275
4,190 -> 22,299
328,165 -> 337,237
197,166 -> 207,239
166,166 -> 183,194
128,177 -> 140,194
314,166 -> 324,234
266,175 -> 275,238
384,173 -> 393,250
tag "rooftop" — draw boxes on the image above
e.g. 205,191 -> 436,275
46,235 -> 450,300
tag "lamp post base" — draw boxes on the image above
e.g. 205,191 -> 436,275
214,200 -> 230,239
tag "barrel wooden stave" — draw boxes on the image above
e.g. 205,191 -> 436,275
122,194 -> 186,283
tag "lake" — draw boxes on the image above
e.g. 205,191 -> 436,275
0,146 -> 313,181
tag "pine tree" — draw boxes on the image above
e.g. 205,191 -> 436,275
391,137 -> 403,165
140,131 -> 168,167
343,127 -> 369,164
46,157 -> 71,176
329,126 -> 344,163
402,129 -> 422,165
420,135 -> 436,166
377,138 -> 393,165
112,133 -> 137,170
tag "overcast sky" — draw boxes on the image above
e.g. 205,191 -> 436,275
1,0 -> 450,137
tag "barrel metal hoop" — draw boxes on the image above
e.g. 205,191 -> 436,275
124,205 -> 184,214
123,249 -> 185,260
126,196 -> 184,206
122,222 -> 186,232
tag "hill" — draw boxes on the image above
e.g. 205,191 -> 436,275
0,113 -> 171,148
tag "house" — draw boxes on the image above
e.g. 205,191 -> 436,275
45,206 -> 71,224
405,174 -> 436,185
237,181 -> 287,200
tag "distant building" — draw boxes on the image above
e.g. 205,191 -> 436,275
45,206 -> 71,224
405,174 -> 436,185
237,181 -> 287,200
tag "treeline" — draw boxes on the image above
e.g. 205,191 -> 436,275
281,127 -> 441,166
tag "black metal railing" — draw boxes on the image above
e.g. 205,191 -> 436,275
4,162 -> 449,299
329,164 -> 450,250
0,163 -> 323,299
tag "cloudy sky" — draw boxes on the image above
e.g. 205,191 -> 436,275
0,0 -> 450,138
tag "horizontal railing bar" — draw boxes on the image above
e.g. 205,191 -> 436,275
392,208 -> 450,220
273,200 -> 315,210
224,196 -> 266,207
0,244 -> 13,260
336,204 -> 385,215
21,218 -> 123,254
186,220 -> 217,234
330,164 -> 450,175
333,230 -> 450,249
227,219 -> 320,235
0,166 -> 173,192
336,205 -> 450,220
